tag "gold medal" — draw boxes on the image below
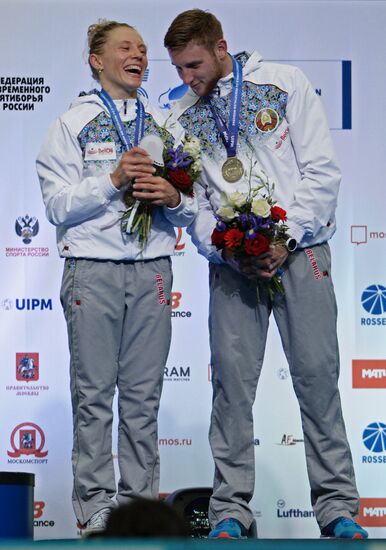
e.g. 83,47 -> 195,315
221,157 -> 244,183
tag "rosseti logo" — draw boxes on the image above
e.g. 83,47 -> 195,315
352,360 -> 386,388
361,285 -> 386,315
363,422 -> 386,453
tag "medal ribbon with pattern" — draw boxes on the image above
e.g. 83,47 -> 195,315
205,56 -> 244,183
99,88 -> 145,151
99,89 -> 145,234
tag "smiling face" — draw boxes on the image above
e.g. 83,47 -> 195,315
90,26 -> 148,99
168,39 -> 232,97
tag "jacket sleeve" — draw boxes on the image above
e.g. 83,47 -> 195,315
163,192 -> 198,228
186,179 -> 224,264
36,117 -> 120,227
284,67 -> 341,244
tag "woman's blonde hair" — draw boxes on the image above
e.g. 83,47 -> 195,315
87,19 -> 135,80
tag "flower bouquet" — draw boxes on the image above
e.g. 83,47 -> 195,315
121,134 -> 200,249
211,172 -> 290,300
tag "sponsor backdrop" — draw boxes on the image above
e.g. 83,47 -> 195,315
1,0 -> 385,540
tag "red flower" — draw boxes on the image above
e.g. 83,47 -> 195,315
224,228 -> 244,249
168,169 -> 192,192
211,228 -> 226,249
244,234 -> 270,256
271,206 -> 287,222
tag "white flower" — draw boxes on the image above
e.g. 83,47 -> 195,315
227,191 -> 248,209
216,205 -> 238,222
251,198 -> 270,218
191,160 -> 201,173
183,136 -> 201,158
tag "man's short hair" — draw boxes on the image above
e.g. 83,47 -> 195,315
164,9 -> 223,51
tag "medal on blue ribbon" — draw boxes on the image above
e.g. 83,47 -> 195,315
99,88 -> 145,151
206,56 -> 244,183
99,89 -> 146,233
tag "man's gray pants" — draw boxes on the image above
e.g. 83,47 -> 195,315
208,243 -> 359,532
60,257 -> 172,525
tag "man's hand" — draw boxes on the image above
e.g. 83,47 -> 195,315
110,147 -> 155,189
223,244 -> 288,281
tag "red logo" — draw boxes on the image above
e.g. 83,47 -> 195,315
305,248 -> 323,280
171,292 -> 182,310
358,498 -> 386,527
34,501 -> 45,519
155,274 -> 168,305
8,422 -> 48,457
175,228 -> 185,251
352,360 -> 386,388
16,352 -> 39,381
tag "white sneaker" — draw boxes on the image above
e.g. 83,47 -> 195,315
84,507 -> 111,533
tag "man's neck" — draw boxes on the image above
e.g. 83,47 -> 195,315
221,53 -> 234,79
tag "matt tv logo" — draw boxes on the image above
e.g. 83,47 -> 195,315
358,499 -> 386,527
352,360 -> 386,388
361,422 -> 386,463
360,285 -> 386,326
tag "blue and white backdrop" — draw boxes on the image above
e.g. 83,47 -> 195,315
1,0 -> 385,539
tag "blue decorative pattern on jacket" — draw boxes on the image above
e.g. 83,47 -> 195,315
178,81 -> 288,157
78,111 -> 174,169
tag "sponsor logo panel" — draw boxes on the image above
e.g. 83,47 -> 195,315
6,352 -> 49,396
174,228 -> 186,257
4,215 -> 50,256
276,499 -> 315,519
277,434 -> 304,446
171,291 -> 191,318
358,499 -> 386,527
0,76 -> 51,112
353,360 -> 386,388
7,422 -> 48,464
0,298 -> 53,311
361,422 -> 386,464
34,501 -> 55,528
360,285 -> 386,326
351,225 -> 386,246
164,365 -> 191,382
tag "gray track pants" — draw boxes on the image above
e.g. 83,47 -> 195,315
60,257 -> 172,525
208,243 -> 359,531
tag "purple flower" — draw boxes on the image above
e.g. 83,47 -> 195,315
216,220 -> 227,231
238,214 -> 250,227
245,229 -> 257,240
166,145 -> 192,170
250,215 -> 264,229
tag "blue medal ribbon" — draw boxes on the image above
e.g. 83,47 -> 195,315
205,56 -> 243,158
99,88 -> 145,150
